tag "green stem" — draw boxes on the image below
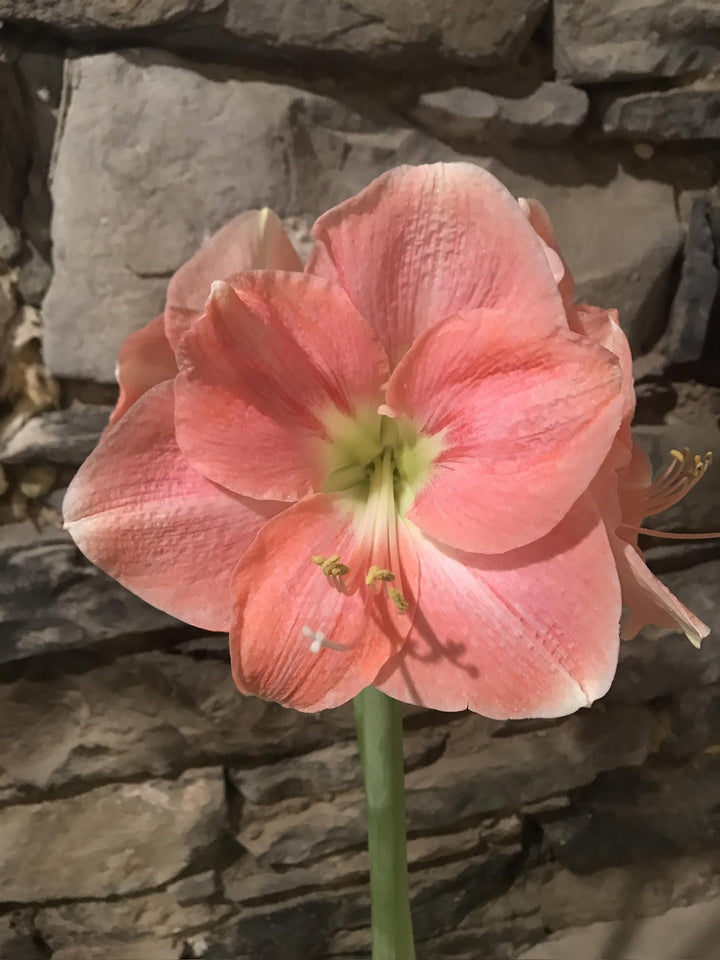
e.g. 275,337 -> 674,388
354,686 -> 416,960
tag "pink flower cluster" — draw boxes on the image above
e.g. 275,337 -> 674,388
64,164 -> 710,717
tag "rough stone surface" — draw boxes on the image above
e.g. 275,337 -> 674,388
0,649 -> 356,803
666,199 -> 720,377
231,725 -> 446,804
554,0 -> 720,82
528,852 -> 720,933
0,271 -> 16,355
413,87 -> 499,139
0,61 -> 28,225
0,526 -> 182,663
0,0 -> 222,31
15,49 -> 64,305
539,753 -> 720,875
238,794 -> 366,866
51,938 -> 184,960
0,768 -> 226,901
602,85 -> 720,141
36,885 -> 231,950
1,0 -> 548,69
414,82 -> 588,143
0,911 -> 43,960
404,704 -> 654,826
0,214 -> 21,262
665,683 -> 720,758
520,888 -> 720,960
494,82 -> 588,142
0,403 -> 111,464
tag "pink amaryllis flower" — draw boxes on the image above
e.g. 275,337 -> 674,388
65,163 -> 628,719
522,198 -> 713,649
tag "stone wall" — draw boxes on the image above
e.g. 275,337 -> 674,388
1,2 -> 720,957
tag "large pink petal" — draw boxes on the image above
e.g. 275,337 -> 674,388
230,494 -> 418,712
110,314 -> 178,426
612,534 -> 709,648
386,310 -> 624,554
165,209 -> 302,349
175,272 -> 389,501
63,381 -> 284,631
308,163 -> 565,365
375,496 -> 621,718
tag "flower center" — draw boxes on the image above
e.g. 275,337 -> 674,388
306,409 -> 440,653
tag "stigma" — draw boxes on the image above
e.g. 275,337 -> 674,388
302,625 -> 357,654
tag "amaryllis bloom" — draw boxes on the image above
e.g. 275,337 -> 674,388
65,163 -> 630,719
521,199 -> 713,649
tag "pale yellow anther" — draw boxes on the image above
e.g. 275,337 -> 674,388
365,565 -> 396,585
312,554 -> 350,577
389,588 -> 409,612
669,447 -> 714,480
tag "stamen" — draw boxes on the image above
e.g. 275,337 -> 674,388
624,447 -> 713,519
365,565 -> 396,585
312,555 -> 350,590
389,588 -> 409,612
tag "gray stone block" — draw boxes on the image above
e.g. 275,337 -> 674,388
602,85 -> 720,141
0,647 -> 356,802
1,0 -> 548,69
0,768 -> 226,901
666,199 -> 720,368
0,525 -> 183,663
414,82 -> 588,144
0,404 -> 111,465
555,0 -> 720,82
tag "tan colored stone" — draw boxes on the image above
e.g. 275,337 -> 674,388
0,769 -> 226,901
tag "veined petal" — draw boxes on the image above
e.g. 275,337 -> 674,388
165,208 -> 302,349
386,309 -> 624,554
64,381 -> 283,631
175,272 -> 389,501
230,494 -> 418,712
308,163 -> 565,366
375,496 -> 621,718
613,534 -> 710,648
110,314 -> 178,426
